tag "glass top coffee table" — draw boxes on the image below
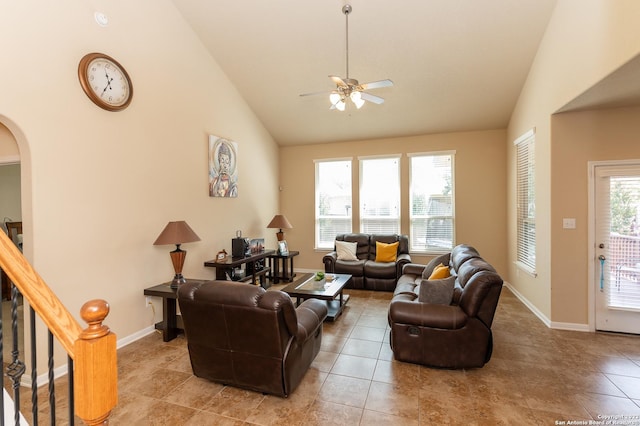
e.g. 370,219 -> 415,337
282,273 -> 352,321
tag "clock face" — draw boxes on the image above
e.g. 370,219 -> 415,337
78,53 -> 133,111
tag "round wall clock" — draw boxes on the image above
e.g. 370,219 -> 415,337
78,52 -> 133,111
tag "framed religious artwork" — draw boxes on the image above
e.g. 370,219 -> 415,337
209,135 -> 238,198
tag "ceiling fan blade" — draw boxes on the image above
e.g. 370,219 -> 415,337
360,79 -> 394,90
300,90 -> 332,97
360,92 -> 385,104
329,75 -> 348,87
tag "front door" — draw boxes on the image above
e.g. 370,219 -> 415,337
594,163 -> 640,334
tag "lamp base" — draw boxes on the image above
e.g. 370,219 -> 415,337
170,274 -> 186,289
276,230 -> 284,241
169,245 -> 187,289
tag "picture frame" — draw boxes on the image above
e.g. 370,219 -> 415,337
216,249 -> 228,261
249,238 -> 265,254
209,135 -> 238,198
278,240 -> 289,255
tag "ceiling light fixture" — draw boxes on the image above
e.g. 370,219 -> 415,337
299,4 -> 393,109
329,5 -> 362,110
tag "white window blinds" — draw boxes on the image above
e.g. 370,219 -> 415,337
409,152 -> 455,253
315,159 -> 352,249
359,156 -> 400,234
515,129 -> 536,275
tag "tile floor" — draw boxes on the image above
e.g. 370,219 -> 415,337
107,284 -> 640,425
7,284 -> 640,425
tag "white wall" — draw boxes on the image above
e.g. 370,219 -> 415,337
0,0 -> 280,369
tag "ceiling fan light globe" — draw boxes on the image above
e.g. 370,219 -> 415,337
353,97 -> 365,109
329,92 -> 341,105
336,101 -> 346,111
350,91 -> 362,102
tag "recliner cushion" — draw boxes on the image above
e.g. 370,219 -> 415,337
418,276 -> 456,305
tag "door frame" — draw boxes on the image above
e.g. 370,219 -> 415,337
587,159 -> 640,332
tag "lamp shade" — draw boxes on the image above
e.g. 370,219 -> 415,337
267,215 -> 293,230
153,221 -> 201,246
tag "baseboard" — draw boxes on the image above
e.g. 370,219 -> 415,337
548,321 -> 590,332
116,325 -> 157,350
504,282 -> 589,332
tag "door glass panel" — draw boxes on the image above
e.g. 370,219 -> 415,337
607,176 -> 640,311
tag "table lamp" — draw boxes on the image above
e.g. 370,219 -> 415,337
267,214 -> 293,241
153,221 -> 201,288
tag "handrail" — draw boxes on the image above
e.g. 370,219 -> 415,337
0,230 -> 117,424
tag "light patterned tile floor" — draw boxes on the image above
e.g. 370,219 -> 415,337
104,284 -> 640,425
11,283 -> 640,425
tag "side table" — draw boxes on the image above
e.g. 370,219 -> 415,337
267,250 -> 299,283
143,279 -> 207,342
204,250 -> 274,288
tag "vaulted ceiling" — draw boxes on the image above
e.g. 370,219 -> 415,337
171,0 -> 558,145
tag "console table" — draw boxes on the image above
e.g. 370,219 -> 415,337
204,249 -> 275,288
143,279 -> 208,342
267,250 -> 299,283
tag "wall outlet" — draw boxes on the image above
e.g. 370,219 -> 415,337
563,218 -> 576,229
145,296 -> 152,308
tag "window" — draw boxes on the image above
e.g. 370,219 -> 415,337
515,129 -> 536,275
315,159 -> 352,249
409,152 -> 455,253
359,156 -> 400,234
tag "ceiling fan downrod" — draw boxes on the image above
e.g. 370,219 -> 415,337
343,4 -> 352,79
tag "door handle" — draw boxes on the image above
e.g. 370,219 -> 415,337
599,255 -> 606,291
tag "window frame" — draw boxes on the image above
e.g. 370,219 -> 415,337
314,158 -> 353,250
408,151 -> 456,254
514,128 -> 537,276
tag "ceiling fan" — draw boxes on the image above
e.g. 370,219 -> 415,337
300,4 -> 393,111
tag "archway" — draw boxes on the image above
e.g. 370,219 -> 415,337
0,115 -> 31,376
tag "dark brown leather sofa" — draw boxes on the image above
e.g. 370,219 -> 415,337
322,233 -> 411,291
177,280 -> 328,397
388,244 -> 503,368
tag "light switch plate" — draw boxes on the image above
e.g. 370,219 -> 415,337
563,218 -> 576,229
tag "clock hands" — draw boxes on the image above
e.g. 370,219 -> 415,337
101,67 -> 114,97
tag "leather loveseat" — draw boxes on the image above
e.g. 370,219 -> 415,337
177,280 -> 327,397
388,244 -> 503,369
323,233 -> 411,291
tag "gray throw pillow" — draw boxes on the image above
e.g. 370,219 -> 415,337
418,276 -> 456,305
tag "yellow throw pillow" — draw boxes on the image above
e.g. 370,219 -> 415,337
375,241 -> 399,262
428,263 -> 451,280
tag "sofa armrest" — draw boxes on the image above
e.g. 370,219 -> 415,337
323,252 -> 338,273
401,263 -> 427,276
294,299 -> 328,342
388,300 -> 467,330
395,253 -> 412,276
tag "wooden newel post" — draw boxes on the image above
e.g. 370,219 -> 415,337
74,299 -> 118,425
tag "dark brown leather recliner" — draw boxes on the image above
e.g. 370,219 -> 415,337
177,281 -> 328,397
388,244 -> 503,369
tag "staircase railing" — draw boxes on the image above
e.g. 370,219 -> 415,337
0,230 -> 117,425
